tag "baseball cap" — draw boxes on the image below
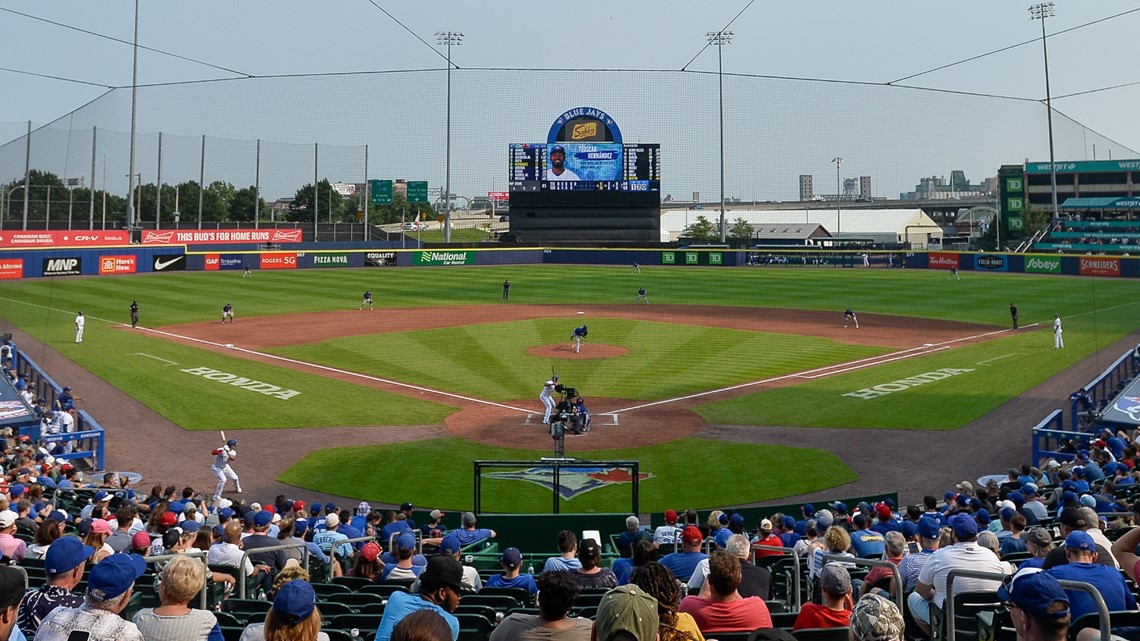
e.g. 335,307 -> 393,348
819,563 -> 852,596
803,503 -> 816,516
93,490 -> 110,503
274,579 -> 317,625
831,501 -> 848,514
950,514 -> 978,538
49,509 -> 68,524
851,594 -> 905,641
131,530 -> 152,551
360,542 -> 381,562
0,511 -> 17,529
253,511 -> 273,528
1022,483 -> 1038,495
88,553 -> 147,600
595,585 -> 659,641
815,509 -> 834,530
397,532 -> 417,552
325,513 -> 339,528
400,502 -> 414,512
974,509 -> 991,525
501,547 -> 522,569
292,500 -> 305,512
956,481 -> 973,492
999,507 -> 1017,522
10,484 -> 25,498
997,568 -> 1070,620
1061,491 -> 1078,505
180,520 -> 200,533
91,518 -> 112,535
45,536 -> 95,574
717,512 -> 729,525
219,507 -> 234,520
779,515 -> 794,529
1009,491 -> 1025,506
439,533 -> 462,556
310,502 -> 323,515
900,520 -> 918,539
429,509 -> 445,520
876,504 -> 893,520
551,145 -> 566,155
682,526 -> 703,545
422,555 -> 464,591
759,519 -> 773,532
664,509 -> 678,525
1079,495 -> 1096,508
1023,527 -> 1053,548
1064,530 -> 1096,552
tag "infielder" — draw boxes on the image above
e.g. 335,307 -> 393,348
570,324 -> 588,353
1054,314 -> 1064,349
361,289 -> 374,310
636,287 -> 649,304
844,308 -> 859,328
221,302 -> 234,324
212,438 -> 242,500
74,311 -> 85,343
539,375 -> 560,424
129,300 -> 139,328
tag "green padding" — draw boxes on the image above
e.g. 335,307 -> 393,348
472,513 -> 632,554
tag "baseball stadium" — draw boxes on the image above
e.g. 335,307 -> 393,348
3,3 -> 1140,640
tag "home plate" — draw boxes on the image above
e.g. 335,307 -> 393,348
577,311 -> 584,315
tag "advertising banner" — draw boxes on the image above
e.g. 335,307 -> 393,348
42,257 -> 82,276
203,254 -> 246,271
1079,256 -> 1120,277
0,259 -> 23,280
204,254 -> 220,271
413,251 -> 473,266
973,254 -> 1008,272
364,252 -> 397,267
98,255 -> 137,275
141,228 -> 303,245
260,253 -> 297,270
311,253 -> 349,268
151,254 -> 186,272
928,252 -> 959,270
1024,256 -> 1061,274
0,230 -> 129,248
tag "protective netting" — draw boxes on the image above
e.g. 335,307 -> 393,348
0,69 -> 1135,207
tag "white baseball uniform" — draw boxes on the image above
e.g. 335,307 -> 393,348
539,379 -> 558,424
212,445 -> 241,499
1054,316 -> 1064,349
74,313 -> 85,343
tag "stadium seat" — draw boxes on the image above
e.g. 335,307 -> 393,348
222,598 -> 273,618
311,582 -> 353,597
315,601 -> 354,617
459,594 -> 521,611
572,605 -> 598,620
212,611 -> 242,628
329,613 -> 384,633
362,584 -> 407,598
1070,610 -> 1140,641
768,612 -> 799,630
573,592 -> 605,608
792,628 -> 850,641
324,592 -> 386,611
703,632 -> 750,641
359,602 -> 387,615
456,614 -> 495,639
220,627 -> 245,641
324,630 -> 355,641
332,576 -> 375,591
477,586 -> 533,605
454,603 -> 499,624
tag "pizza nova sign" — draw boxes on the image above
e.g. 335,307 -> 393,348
180,367 -> 300,400
844,367 -> 975,400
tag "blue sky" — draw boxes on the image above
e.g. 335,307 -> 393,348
1,1 -> 1137,201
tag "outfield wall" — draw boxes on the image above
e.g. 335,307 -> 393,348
0,246 -> 1137,279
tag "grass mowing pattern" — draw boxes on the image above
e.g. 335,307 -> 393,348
694,294 -> 1140,429
278,436 -> 858,512
270,319 -> 890,401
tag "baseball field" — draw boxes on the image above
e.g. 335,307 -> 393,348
1,259 -> 1137,512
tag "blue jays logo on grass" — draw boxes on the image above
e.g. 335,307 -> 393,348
488,466 -> 651,500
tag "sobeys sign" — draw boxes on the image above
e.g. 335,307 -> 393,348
312,253 -> 348,267
414,250 -> 474,266
1025,256 -> 1061,274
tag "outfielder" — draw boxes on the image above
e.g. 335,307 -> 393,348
74,311 -> 85,343
211,438 -> 242,500
844,307 -> 859,328
570,324 -> 588,353
1054,314 -> 1064,349
539,375 -> 560,424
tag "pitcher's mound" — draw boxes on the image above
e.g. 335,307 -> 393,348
527,344 -> 629,359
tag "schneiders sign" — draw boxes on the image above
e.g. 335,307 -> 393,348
414,251 -> 473,266
844,368 -> 975,400
181,367 -> 300,400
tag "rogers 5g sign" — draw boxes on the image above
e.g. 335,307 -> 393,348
260,253 -> 297,270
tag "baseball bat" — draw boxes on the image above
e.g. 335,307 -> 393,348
220,430 -> 226,445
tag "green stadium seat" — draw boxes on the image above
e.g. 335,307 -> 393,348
361,584 -> 407,598
332,575 -> 375,591
311,582 -> 353,597
316,601 -> 354,617
476,586 -> 532,605
792,628 -> 850,641
212,611 -> 242,628
329,613 -> 384,632
324,592 -> 386,611
220,627 -> 245,641
459,593 -> 520,611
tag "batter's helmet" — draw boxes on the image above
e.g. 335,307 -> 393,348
226,439 -> 238,447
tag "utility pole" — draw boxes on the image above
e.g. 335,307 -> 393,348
437,31 -> 464,243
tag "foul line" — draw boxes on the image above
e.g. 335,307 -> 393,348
609,325 -> 1018,415
137,326 -> 534,414
977,353 -> 1019,365
130,353 -> 178,366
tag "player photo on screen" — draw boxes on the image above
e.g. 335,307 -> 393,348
544,143 -> 622,182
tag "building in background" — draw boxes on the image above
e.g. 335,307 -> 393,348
901,171 -> 994,201
799,175 -> 813,201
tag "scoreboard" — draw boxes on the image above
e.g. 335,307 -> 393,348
509,143 -> 660,192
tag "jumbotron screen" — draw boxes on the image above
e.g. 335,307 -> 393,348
509,143 -> 660,192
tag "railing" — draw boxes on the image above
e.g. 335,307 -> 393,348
1077,346 -> 1139,429
146,550 -> 209,610
753,544 -> 802,611
944,569 -> 1111,641
236,542 -> 309,599
821,553 -> 902,614
13,349 -> 106,470
1031,410 -> 1077,467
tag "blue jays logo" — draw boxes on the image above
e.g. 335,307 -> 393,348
1113,396 -> 1140,422
488,466 -> 651,500
0,401 -> 29,421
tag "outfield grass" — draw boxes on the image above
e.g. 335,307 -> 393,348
278,436 -> 859,512
270,319 -> 890,401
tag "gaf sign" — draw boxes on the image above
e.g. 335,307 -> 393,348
974,254 -> 1007,271
42,257 -> 82,276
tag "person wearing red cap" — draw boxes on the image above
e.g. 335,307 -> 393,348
659,526 -> 707,582
654,509 -> 681,546
870,502 -> 900,535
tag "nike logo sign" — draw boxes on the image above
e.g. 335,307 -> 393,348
154,256 -> 182,270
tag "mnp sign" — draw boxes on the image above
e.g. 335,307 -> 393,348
414,251 -> 473,266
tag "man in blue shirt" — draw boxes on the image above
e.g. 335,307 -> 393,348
485,548 -> 538,595
660,526 -> 708,582
542,530 -> 582,573
451,512 -> 495,546
1048,531 -> 1136,621
849,514 -> 886,558
375,556 -> 462,641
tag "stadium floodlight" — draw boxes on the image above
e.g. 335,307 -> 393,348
1029,3 -> 1059,224
436,31 -> 464,243
127,0 -> 140,232
832,157 -> 843,237
707,31 -> 733,243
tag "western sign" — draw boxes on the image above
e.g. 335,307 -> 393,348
42,257 -> 82,276
312,253 -> 348,267
98,255 -> 137,275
